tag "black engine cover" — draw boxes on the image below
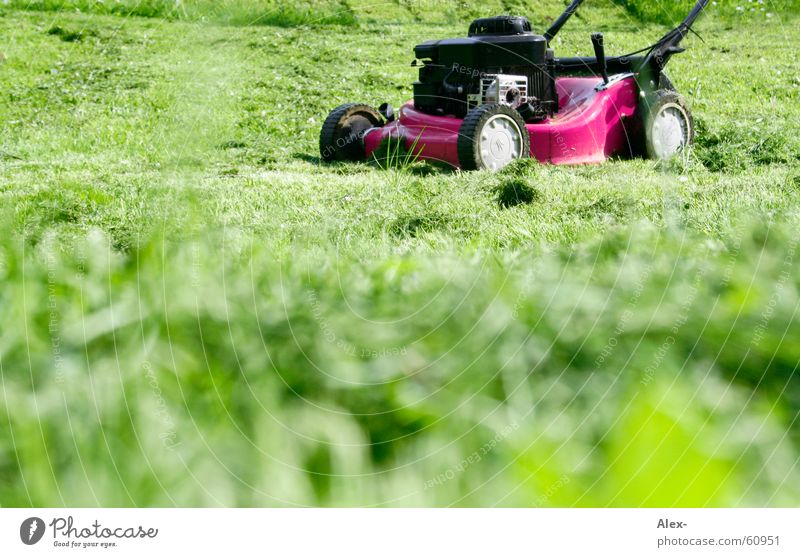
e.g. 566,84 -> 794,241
413,16 -> 557,119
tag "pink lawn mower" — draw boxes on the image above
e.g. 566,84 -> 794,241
320,0 -> 709,171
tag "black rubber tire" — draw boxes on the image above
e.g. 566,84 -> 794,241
457,104 -> 530,171
642,90 -> 694,161
319,103 -> 383,162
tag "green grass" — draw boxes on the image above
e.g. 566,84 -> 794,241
1,1 -> 799,506
4,0 -> 358,26
7,0 -> 796,27
617,0 -> 799,25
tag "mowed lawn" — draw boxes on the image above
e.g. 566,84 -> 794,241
1,2 -> 799,506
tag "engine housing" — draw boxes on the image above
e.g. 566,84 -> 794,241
413,16 -> 557,120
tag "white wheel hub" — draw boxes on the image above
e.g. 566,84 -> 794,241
651,102 -> 690,159
478,114 -> 524,170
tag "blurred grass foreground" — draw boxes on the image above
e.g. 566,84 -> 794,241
2,221 -> 800,506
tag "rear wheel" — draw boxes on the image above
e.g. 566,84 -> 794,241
319,103 -> 383,162
643,90 -> 693,161
457,104 -> 530,171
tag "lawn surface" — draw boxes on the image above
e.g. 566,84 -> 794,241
1,1 -> 799,506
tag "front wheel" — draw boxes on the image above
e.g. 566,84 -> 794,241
643,90 -> 694,161
457,104 -> 530,171
319,103 -> 383,162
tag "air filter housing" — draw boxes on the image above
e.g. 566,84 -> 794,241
468,15 -> 532,36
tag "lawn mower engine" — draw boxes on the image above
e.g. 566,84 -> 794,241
413,15 -> 557,121
319,0 -> 710,171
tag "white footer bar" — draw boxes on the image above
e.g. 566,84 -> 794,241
2,508 -> 798,556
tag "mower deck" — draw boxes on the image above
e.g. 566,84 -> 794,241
364,75 -> 640,168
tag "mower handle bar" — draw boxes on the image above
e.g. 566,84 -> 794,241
554,55 -> 644,75
642,0 -> 710,71
547,0 -> 710,75
545,0 -> 708,45
544,0 -> 586,44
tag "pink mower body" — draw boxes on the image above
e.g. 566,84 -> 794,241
363,75 -> 641,168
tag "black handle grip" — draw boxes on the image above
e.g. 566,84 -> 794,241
591,32 -> 609,84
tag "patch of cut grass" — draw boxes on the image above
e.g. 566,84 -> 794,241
695,118 -> 799,172
496,178 -> 542,208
